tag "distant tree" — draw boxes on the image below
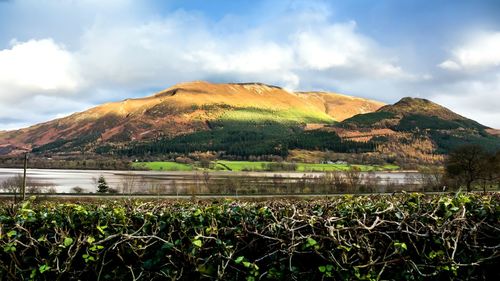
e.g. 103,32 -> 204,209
445,145 -> 487,192
120,173 -> 138,194
96,176 -> 109,193
0,175 -> 23,193
343,167 -> 363,192
108,188 -> 119,194
71,186 -> 85,193
418,166 -> 444,192
482,151 -> 500,192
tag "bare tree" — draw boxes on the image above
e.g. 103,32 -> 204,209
1,174 -> 23,193
445,145 -> 487,192
364,172 -> 381,191
418,167 -> 444,192
121,173 -> 139,194
343,167 -> 363,192
149,182 -> 167,195
202,171 -> 211,192
1,175 -> 53,199
480,151 -> 500,192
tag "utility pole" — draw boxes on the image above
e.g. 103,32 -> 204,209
22,152 -> 28,201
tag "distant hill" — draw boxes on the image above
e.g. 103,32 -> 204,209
0,81 -> 384,157
336,97 -> 499,163
342,97 -> 485,131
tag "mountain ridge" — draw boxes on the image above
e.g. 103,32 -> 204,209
0,81 -> 384,155
0,82 -> 498,165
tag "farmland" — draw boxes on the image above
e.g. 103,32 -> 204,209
132,160 -> 400,172
131,161 -> 194,171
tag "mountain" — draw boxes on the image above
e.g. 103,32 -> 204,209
341,97 -> 486,131
334,97 -> 499,163
0,81 -> 384,156
0,84 -> 497,166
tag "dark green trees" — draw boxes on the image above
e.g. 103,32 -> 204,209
96,176 -> 109,193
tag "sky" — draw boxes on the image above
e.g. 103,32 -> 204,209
0,0 -> 500,129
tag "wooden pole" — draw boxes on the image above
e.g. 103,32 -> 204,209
22,152 -> 28,201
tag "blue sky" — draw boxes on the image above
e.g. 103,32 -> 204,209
0,0 -> 499,129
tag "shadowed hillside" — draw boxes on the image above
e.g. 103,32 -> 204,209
333,97 -> 499,165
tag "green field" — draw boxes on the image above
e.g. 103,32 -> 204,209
133,160 -> 399,172
296,163 -> 399,172
219,107 -> 335,124
131,161 -> 193,171
216,160 -> 398,172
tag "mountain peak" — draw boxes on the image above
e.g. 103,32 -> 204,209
378,97 -> 465,121
396,97 -> 432,105
153,81 -> 283,98
228,82 -> 283,89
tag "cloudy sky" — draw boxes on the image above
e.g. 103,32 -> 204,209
1,0 -> 500,129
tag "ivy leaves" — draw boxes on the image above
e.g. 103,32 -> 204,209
0,193 -> 497,280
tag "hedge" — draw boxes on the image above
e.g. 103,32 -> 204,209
0,193 -> 499,280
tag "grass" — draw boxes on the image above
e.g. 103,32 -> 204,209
133,160 -> 399,172
131,161 -> 193,171
215,161 -> 399,172
219,107 -> 335,124
215,160 -> 268,171
296,163 -> 399,172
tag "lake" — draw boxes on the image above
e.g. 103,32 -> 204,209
0,168 -> 423,194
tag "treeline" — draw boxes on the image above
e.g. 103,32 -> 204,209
0,157 -> 131,170
429,130 -> 500,154
118,125 -> 378,158
396,114 -> 485,131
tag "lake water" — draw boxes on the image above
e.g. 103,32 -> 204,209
0,168 -> 422,193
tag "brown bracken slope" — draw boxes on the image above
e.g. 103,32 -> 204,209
0,81 -> 384,154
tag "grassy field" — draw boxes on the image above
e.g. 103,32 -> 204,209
296,163 -> 399,172
131,161 -> 193,171
219,107 -> 335,124
133,160 -> 399,172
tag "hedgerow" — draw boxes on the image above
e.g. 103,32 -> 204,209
0,193 -> 498,280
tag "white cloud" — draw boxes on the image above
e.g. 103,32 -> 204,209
0,96 -> 90,130
73,14 -> 409,95
439,31 -> 500,70
0,39 -> 81,101
0,38 -> 85,128
429,73 -> 500,128
432,31 -> 500,127
293,21 -> 407,79
438,60 -> 461,71
295,22 -> 362,69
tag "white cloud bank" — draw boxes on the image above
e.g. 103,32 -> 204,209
432,31 -> 500,128
439,31 -> 500,71
0,39 -> 84,129
0,39 -> 80,99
